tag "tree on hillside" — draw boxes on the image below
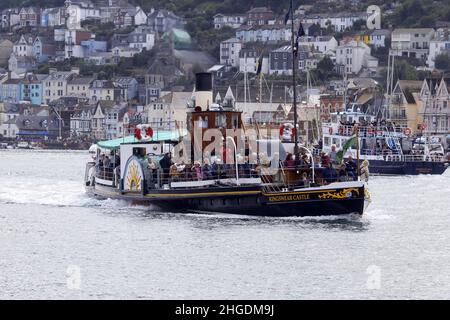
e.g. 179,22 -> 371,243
435,53 -> 450,70
313,56 -> 336,82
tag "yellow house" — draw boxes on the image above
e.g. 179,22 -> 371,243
389,80 -> 423,134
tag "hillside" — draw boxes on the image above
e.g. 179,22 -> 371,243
2,0 -> 450,29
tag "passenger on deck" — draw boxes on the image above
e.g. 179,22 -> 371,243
299,172 -> 310,188
338,163 -> 348,181
345,155 -> 357,181
329,144 -> 337,163
202,159 -> 212,180
241,156 -> 251,178
323,162 -> 338,184
320,151 -> 331,167
211,158 -> 221,179
301,154 -> 310,167
314,155 -> 322,168
159,153 -> 172,182
360,160 -> 370,183
147,156 -> 158,182
169,163 -> 180,181
192,161 -> 203,181
283,153 -> 295,168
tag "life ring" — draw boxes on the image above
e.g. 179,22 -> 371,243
134,124 -> 154,141
403,127 -> 412,136
280,123 -> 294,140
328,127 -> 333,135
279,124 -> 285,137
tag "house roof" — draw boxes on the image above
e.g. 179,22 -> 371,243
15,115 -> 60,132
45,72 -> 75,81
115,77 -> 137,85
392,28 -> 435,35
247,7 -> 273,14
148,58 -> 183,76
68,77 -> 95,85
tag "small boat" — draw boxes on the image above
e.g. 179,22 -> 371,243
321,104 -> 449,175
17,141 -> 31,149
84,73 -> 370,217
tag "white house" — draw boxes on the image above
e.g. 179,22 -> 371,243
220,38 -> 242,68
427,31 -> 450,69
299,36 -> 338,53
70,108 -> 92,137
419,77 -> 450,142
239,47 -> 269,74
391,28 -> 435,61
115,77 -> 139,101
13,35 -> 34,57
42,71 -> 76,104
128,26 -> 155,51
335,40 -> 378,75
112,46 -> 141,62
236,24 -> 292,43
67,76 -> 94,98
304,12 -> 369,32
65,0 -> 100,28
213,13 -> 246,29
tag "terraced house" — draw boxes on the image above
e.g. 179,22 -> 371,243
419,77 -> 450,146
43,71 -> 77,104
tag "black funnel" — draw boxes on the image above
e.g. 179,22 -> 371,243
195,73 -> 212,92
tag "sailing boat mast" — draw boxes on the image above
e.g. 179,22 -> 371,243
290,0 -> 299,157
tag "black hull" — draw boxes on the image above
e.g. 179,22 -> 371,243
87,183 -> 367,217
365,159 -> 449,175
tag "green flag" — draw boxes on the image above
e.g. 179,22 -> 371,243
336,135 -> 357,163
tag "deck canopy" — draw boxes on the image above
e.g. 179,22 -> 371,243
97,129 -> 187,150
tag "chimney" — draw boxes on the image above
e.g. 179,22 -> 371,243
192,73 -> 213,110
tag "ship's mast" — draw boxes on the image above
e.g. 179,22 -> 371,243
290,0 -> 299,157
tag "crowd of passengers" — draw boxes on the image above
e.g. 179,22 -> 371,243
145,145 -> 366,186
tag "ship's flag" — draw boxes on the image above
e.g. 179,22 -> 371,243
297,22 -> 305,38
293,23 -> 305,57
256,55 -> 263,75
284,0 -> 292,25
336,134 -> 357,163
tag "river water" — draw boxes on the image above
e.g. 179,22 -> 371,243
0,149 -> 449,299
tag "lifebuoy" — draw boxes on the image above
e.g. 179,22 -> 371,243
280,123 -> 294,140
403,127 -> 412,136
134,124 -> 154,141
279,124 -> 285,137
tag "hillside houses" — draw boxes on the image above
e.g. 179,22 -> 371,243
391,28 -> 435,61
213,14 -> 246,29
335,40 -> 378,75
303,12 -> 369,32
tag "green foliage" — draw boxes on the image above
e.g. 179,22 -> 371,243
435,53 -> 450,70
384,0 -> 450,28
313,56 -> 338,82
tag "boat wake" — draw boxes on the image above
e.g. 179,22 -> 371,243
0,174 -> 149,211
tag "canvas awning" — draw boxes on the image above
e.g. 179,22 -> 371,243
97,129 -> 187,150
